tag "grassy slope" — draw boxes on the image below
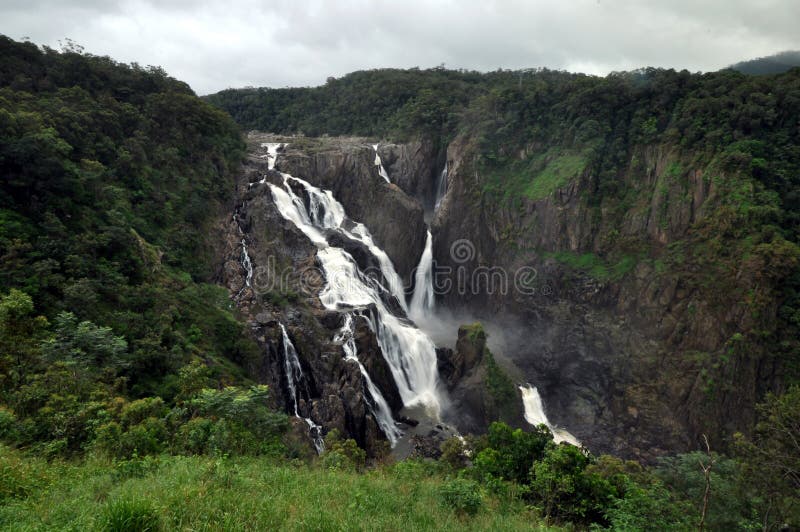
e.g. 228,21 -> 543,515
0,446 -> 551,531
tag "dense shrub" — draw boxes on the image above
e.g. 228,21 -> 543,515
0,447 -> 52,502
529,444 -> 615,524
471,421 -> 552,483
320,429 -> 366,472
438,478 -> 483,516
439,436 -> 467,470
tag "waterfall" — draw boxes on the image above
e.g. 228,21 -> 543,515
268,171 -> 443,419
434,162 -> 448,210
372,144 -> 391,183
279,323 -> 325,454
519,385 -> 580,446
235,237 -> 254,300
261,142 -> 283,170
335,313 -> 402,445
249,143 -> 284,188
409,230 -> 435,320
233,213 -> 254,299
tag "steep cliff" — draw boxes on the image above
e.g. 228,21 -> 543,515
432,134 -> 796,459
212,128 -> 798,462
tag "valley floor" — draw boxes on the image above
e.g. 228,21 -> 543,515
0,446 -> 552,531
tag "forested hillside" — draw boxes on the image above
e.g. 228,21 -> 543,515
0,36 -> 288,459
731,50 -> 800,75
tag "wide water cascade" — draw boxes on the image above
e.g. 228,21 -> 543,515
265,153 -> 444,442
334,313 -> 403,444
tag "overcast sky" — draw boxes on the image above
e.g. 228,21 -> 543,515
2,0 -> 798,95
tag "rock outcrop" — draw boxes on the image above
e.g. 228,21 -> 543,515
438,324 -> 527,434
214,130 -> 776,462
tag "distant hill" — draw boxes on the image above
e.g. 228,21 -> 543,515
729,50 -> 800,75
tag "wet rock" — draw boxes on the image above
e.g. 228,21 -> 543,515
430,133 -> 781,460
397,415 -> 419,427
437,325 -> 486,390
353,315 -> 403,412
377,140 -> 441,208
213,143 -> 404,458
408,435 -> 443,460
318,310 -> 344,330
254,312 -> 274,325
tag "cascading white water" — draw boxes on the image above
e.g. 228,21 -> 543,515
239,239 -> 253,288
250,143 -> 284,188
335,313 -> 402,445
434,162 -> 448,210
272,174 -> 407,308
233,213 -> 254,299
261,142 -> 283,170
409,230 -> 435,321
279,323 -> 325,454
268,171 -> 443,419
372,144 -> 391,183
519,385 -> 580,446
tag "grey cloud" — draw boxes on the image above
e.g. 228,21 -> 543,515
1,0 -> 798,94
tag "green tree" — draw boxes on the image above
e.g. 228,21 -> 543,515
529,444 -> 614,525
0,289 -> 48,388
655,451 -> 760,530
41,311 -> 128,372
471,421 -> 553,484
735,386 -> 800,528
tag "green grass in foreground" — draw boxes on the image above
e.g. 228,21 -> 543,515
0,446 -> 554,531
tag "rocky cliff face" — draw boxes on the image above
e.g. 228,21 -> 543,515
375,140 -> 443,210
437,324 -> 527,433
431,134 -> 785,459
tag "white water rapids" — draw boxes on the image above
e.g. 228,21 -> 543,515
234,212 -> 254,300
239,239 -> 253,289
266,160 -> 443,431
252,141 -> 577,450
261,142 -> 283,171
519,385 -> 580,446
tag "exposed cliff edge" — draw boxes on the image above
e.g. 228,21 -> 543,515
214,134 -> 453,455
